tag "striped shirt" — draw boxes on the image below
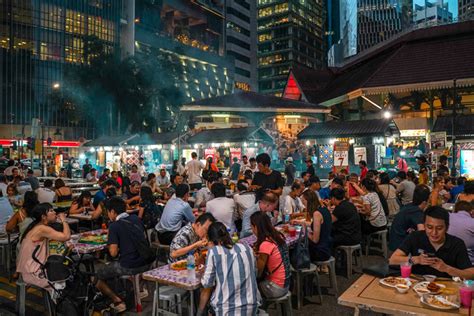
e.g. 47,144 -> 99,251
201,243 -> 260,316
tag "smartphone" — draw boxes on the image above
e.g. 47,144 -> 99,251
426,253 -> 436,258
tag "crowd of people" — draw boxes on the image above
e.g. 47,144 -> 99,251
0,148 -> 473,314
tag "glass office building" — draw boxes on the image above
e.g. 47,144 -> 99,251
0,0 -> 122,139
257,0 -> 326,96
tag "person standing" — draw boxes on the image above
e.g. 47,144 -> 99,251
397,156 -> 408,173
284,157 -> 296,186
305,158 -> 315,177
359,160 -> 369,180
186,152 -> 205,190
251,153 -> 284,202
82,158 -> 92,179
416,155 -> 429,185
229,157 -> 241,181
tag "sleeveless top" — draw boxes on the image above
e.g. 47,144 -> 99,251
17,229 -> 51,291
56,188 -> 72,202
309,207 -> 332,260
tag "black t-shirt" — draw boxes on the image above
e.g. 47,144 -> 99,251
124,190 -> 140,207
252,170 -> 284,201
437,164 -> 450,176
398,230 -> 472,277
306,165 -> 315,177
332,200 -> 362,246
108,214 -> 146,268
389,204 -> 424,251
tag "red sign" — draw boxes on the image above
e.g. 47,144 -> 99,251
230,148 -> 242,162
204,148 -> 216,161
0,139 -> 80,147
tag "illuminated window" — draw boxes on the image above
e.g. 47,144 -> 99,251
275,3 -> 288,14
258,7 -> 272,18
258,33 -> 272,42
65,37 -> 84,64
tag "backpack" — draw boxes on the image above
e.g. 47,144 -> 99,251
141,202 -> 163,229
120,218 -> 156,265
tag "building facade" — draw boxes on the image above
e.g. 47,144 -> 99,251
414,0 -> 453,26
257,0 -> 326,96
459,0 -> 474,20
0,0 -> 123,139
134,0 -> 234,108
225,0 -> 257,91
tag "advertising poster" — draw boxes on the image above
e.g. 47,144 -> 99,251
333,142 -> 349,168
430,132 -> 447,150
460,150 -> 474,178
353,147 -> 367,164
205,148 -> 216,160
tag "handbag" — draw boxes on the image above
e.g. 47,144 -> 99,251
290,225 -> 311,270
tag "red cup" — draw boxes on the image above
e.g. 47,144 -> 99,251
460,286 -> 473,308
288,226 -> 296,237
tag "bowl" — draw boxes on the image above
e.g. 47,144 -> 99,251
423,275 -> 436,282
395,284 -> 410,294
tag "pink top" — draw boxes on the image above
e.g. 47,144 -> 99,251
397,158 -> 408,172
17,229 -> 51,291
259,240 -> 285,288
130,172 -> 142,183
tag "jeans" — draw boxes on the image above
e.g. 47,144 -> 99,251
259,279 -> 288,299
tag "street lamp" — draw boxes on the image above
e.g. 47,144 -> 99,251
52,82 -> 60,89
383,110 -> 392,119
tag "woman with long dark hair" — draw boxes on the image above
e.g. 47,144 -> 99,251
296,190 -> 332,262
16,203 -> 71,293
69,191 -> 96,215
54,178 -> 72,202
251,211 -> 290,299
378,172 -> 400,217
352,178 -> 387,235
6,191 -> 38,234
198,222 -> 260,316
138,186 -> 160,229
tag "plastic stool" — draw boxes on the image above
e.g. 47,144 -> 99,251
265,291 -> 292,316
365,230 -> 388,259
336,244 -> 363,278
291,264 -> 319,309
151,241 -> 170,267
315,256 -> 338,298
157,286 -> 187,314
121,274 -> 143,312
16,276 -> 55,316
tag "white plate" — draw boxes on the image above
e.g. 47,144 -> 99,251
420,295 -> 460,310
379,277 -> 412,288
413,281 -> 446,295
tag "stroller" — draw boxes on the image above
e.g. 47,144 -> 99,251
31,245 -> 114,316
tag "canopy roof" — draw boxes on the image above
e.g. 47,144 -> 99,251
127,132 -> 179,145
83,134 -> 138,147
298,119 -> 399,139
187,127 -> 273,144
433,114 -> 474,138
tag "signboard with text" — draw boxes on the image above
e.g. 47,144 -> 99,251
333,142 -> 349,169
204,148 -> 216,161
230,148 -> 242,162
430,132 -> 447,150
353,147 -> 367,164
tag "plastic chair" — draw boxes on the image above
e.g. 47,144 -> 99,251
290,263 -> 320,309
336,244 -> 363,278
120,273 -> 143,312
314,256 -> 338,298
365,230 -> 388,259
156,285 -> 188,314
16,275 -> 55,316
265,291 -> 293,316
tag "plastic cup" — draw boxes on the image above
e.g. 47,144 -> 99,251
460,286 -> 473,308
288,226 -> 296,237
400,262 -> 412,278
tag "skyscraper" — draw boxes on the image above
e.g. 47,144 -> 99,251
0,0 -> 123,139
459,0 -> 474,20
357,0 -> 413,53
225,0 -> 257,91
414,0 -> 453,26
257,0 -> 326,96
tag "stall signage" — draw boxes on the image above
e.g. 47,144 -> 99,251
205,148 -> 216,161
230,148 -> 242,162
400,129 -> 426,137
430,132 -> 447,150
333,142 -> 349,167
353,147 -> 367,164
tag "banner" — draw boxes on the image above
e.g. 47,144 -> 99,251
353,147 -> 367,164
230,148 -> 242,162
204,148 -> 216,161
430,132 -> 447,150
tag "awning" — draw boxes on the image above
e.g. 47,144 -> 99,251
127,132 -> 180,145
187,127 -> 274,144
82,134 -> 139,147
433,114 -> 474,138
298,119 -> 399,139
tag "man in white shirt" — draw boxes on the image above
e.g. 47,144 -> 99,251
138,157 -> 147,177
3,160 -> 16,177
206,182 -> 236,232
86,168 -> 99,183
195,177 -> 216,209
239,155 -> 250,175
156,168 -> 170,187
36,179 -> 56,203
233,180 -> 256,222
186,152 -> 205,190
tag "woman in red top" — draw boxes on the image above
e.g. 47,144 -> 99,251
250,211 -> 290,299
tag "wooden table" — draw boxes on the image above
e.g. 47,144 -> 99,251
143,264 -> 203,316
338,274 -> 472,315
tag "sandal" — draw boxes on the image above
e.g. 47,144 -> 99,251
110,301 -> 127,313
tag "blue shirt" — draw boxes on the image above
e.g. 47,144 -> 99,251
319,187 -> 330,200
93,189 -> 107,207
0,197 -> 14,233
155,197 -> 195,233
240,203 -> 260,238
449,185 -> 464,203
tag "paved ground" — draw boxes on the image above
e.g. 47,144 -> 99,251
0,255 -> 385,315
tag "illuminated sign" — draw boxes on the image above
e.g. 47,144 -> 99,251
400,129 -> 426,137
235,81 -> 251,91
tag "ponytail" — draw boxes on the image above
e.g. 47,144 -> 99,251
207,222 -> 233,249
21,203 -> 53,242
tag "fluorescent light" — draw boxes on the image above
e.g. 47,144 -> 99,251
361,95 -> 382,109
211,114 -> 230,118
284,115 -> 301,118
305,140 -> 310,146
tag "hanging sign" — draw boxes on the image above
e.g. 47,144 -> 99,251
333,142 -> 349,167
354,147 -> 367,164
430,132 -> 447,150
230,148 -> 242,162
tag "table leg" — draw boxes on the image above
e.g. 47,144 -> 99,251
189,289 -> 194,316
153,282 -> 159,316
354,306 -> 360,316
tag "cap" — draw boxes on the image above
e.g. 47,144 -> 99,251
286,157 -> 293,162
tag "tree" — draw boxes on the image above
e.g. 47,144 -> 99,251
58,36 -> 183,135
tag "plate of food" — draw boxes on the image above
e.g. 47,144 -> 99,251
420,294 -> 460,310
413,282 -> 446,295
379,277 -> 412,288
170,260 -> 187,271
79,234 -> 107,244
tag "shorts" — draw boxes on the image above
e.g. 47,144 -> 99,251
97,261 -> 150,280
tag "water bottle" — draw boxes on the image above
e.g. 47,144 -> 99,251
284,210 -> 290,223
187,251 -> 196,280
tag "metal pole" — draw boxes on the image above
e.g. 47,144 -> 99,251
451,79 -> 457,176
41,123 -> 45,177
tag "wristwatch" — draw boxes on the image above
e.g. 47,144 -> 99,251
408,255 -> 414,265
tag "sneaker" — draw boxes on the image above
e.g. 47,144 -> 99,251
139,288 -> 148,299
110,301 -> 126,313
